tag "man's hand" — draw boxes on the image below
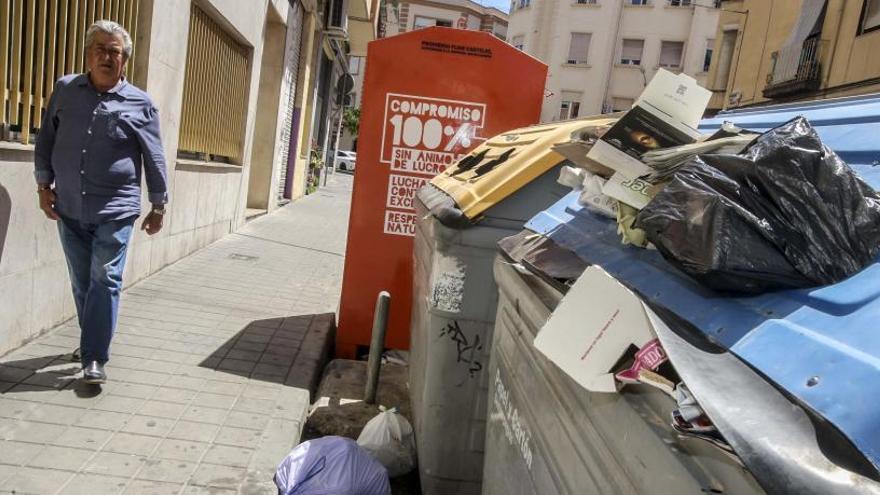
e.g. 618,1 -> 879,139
141,210 -> 164,235
38,188 -> 60,220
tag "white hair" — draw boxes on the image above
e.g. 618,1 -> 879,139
85,20 -> 133,59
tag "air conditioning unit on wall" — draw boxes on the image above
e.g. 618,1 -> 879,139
324,0 -> 350,39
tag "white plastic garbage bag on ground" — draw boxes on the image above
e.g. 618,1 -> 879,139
274,436 -> 391,495
356,407 -> 417,477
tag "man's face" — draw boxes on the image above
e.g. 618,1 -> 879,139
86,32 -> 126,89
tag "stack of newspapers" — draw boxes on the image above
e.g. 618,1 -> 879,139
641,128 -> 757,183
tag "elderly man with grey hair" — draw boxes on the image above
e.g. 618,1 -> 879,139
34,20 -> 168,385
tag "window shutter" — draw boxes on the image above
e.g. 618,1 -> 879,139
621,39 -> 644,62
659,41 -> 684,67
568,33 -> 591,64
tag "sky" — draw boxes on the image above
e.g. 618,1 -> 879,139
476,0 -> 510,13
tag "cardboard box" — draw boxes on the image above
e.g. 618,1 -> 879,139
587,70 -> 711,179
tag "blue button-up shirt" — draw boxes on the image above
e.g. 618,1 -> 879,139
34,73 -> 168,223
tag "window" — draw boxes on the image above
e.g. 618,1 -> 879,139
703,39 -> 714,72
567,33 -> 592,65
612,97 -> 634,112
559,93 -> 582,120
519,0 -> 531,8
713,30 -> 737,90
620,39 -> 644,65
862,0 -> 880,33
511,35 -> 525,51
576,0 -> 598,4
348,56 -> 363,75
414,16 -> 452,29
1,0 -> 141,145
659,41 -> 684,68
629,0 -> 649,5
179,5 -> 250,163
669,0 -> 691,6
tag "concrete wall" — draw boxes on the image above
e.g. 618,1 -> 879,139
0,146 -> 73,353
0,0 -> 296,356
507,0 -> 719,122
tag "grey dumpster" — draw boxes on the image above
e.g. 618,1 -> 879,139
483,253 -> 764,494
409,116 -> 618,495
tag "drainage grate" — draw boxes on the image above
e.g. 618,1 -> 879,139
228,253 -> 259,261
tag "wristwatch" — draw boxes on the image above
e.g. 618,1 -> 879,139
37,184 -> 51,192
151,206 -> 166,216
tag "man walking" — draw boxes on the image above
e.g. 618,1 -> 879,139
34,20 -> 168,385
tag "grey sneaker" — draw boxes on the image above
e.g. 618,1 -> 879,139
83,361 -> 107,385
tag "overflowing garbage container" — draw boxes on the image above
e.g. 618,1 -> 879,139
409,116 -> 616,494
483,252 -> 764,494
482,92 -> 880,494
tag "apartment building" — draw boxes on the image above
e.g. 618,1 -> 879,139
383,0 -> 508,39
507,0 -> 720,122
334,0 -> 508,153
706,0 -> 880,110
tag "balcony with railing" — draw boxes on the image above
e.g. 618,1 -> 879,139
763,37 -> 826,98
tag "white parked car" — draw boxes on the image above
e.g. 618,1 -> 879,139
336,150 -> 357,171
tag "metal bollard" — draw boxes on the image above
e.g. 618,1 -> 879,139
364,291 -> 391,404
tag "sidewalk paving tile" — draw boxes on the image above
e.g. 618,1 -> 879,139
2,466 -> 74,494
167,421 -> 220,443
180,405 -> 228,425
124,480 -> 184,494
62,473 -> 129,495
135,458 -> 197,484
51,425 -> 115,450
27,445 -> 90,472
0,174 -> 353,491
138,400 -> 189,420
152,438 -> 210,463
0,440 -> 45,465
103,433 -> 163,456
121,416 -> 176,438
187,463 -> 247,489
84,451 -> 148,477
3,421 -> 68,444
73,409 -> 132,431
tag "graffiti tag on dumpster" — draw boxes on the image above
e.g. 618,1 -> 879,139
380,93 -> 487,237
493,370 -> 533,470
439,320 -> 483,378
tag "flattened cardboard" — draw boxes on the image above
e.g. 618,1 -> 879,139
534,265 -> 655,392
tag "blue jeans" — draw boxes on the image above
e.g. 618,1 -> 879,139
57,215 -> 135,366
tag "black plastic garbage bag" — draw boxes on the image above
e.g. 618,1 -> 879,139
636,116 -> 880,293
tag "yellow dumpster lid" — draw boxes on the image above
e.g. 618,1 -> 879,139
430,115 -> 618,222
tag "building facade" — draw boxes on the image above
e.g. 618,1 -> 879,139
0,0 -> 376,355
383,0 -> 508,39
507,0 -> 719,122
706,0 -> 880,110
335,0 -> 508,153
